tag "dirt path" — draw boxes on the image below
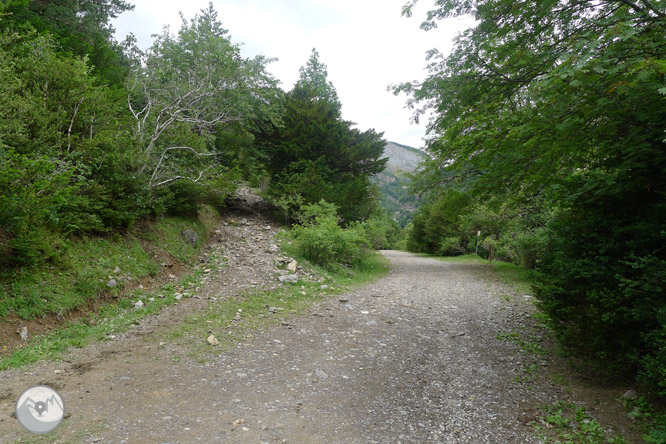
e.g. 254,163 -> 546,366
0,234 -> 639,442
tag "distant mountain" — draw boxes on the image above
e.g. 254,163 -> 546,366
381,142 -> 427,174
373,142 -> 427,227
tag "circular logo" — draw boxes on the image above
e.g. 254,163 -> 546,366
15,385 -> 65,434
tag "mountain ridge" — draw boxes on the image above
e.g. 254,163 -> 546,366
373,142 -> 426,227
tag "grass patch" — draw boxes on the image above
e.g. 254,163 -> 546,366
0,209 -> 217,321
496,328 -> 547,356
165,253 -> 390,361
0,236 -> 158,320
141,216 -> 208,262
623,397 -> 666,443
10,418 -> 108,444
533,401 -> 628,443
0,208 -> 221,369
0,268 -> 209,370
417,253 -> 483,263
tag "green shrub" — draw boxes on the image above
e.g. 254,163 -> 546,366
287,200 -> 371,269
534,171 -> 666,391
360,215 -> 402,250
438,236 -> 463,256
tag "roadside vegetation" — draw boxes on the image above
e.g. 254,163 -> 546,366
0,0 -> 399,371
398,0 -> 666,404
166,253 -> 390,362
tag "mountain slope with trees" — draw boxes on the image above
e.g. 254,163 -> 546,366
372,142 -> 426,227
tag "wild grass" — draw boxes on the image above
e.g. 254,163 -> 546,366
533,401 -> 628,443
166,252 -> 390,361
0,208 -> 219,369
0,211 -> 214,321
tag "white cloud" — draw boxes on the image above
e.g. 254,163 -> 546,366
113,0 -> 472,148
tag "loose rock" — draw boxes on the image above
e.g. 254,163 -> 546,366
314,369 -> 329,380
181,229 -> 199,245
621,389 -> 638,401
17,326 -> 28,342
278,274 -> 299,284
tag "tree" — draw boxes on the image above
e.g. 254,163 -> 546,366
293,48 -> 340,108
398,0 -> 666,390
126,3 -> 281,188
0,0 -> 135,84
257,49 -> 387,222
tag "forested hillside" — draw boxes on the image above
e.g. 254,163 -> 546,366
372,142 -> 426,227
0,2 -> 399,325
398,0 -> 666,395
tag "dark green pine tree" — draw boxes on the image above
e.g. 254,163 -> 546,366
258,49 -> 387,222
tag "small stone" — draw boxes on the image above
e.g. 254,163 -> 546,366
17,327 -> 28,342
287,260 -> 298,272
107,279 -> 118,288
181,229 -> 199,245
622,390 -> 638,401
314,369 -> 329,380
175,294 -> 183,301
113,266 -> 121,274
236,372 -> 247,378
320,285 -> 328,290
338,297 -> 349,304
233,314 -> 242,321
268,307 -> 278,314
207,335 -> 219,346
278,274 -> 299,284
134,300 -> 144,309
232,419 -> 245,427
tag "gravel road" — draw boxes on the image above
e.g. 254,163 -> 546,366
0,230 -> 638,443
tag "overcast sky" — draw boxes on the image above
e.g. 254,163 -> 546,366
112,1 -> 473,149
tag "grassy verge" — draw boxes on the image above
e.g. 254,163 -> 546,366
0,212 -> 214,321
0,208 -> 220,368
165,253 -> 390,362
533,401 -> 629,443
0,225 -> 390,370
